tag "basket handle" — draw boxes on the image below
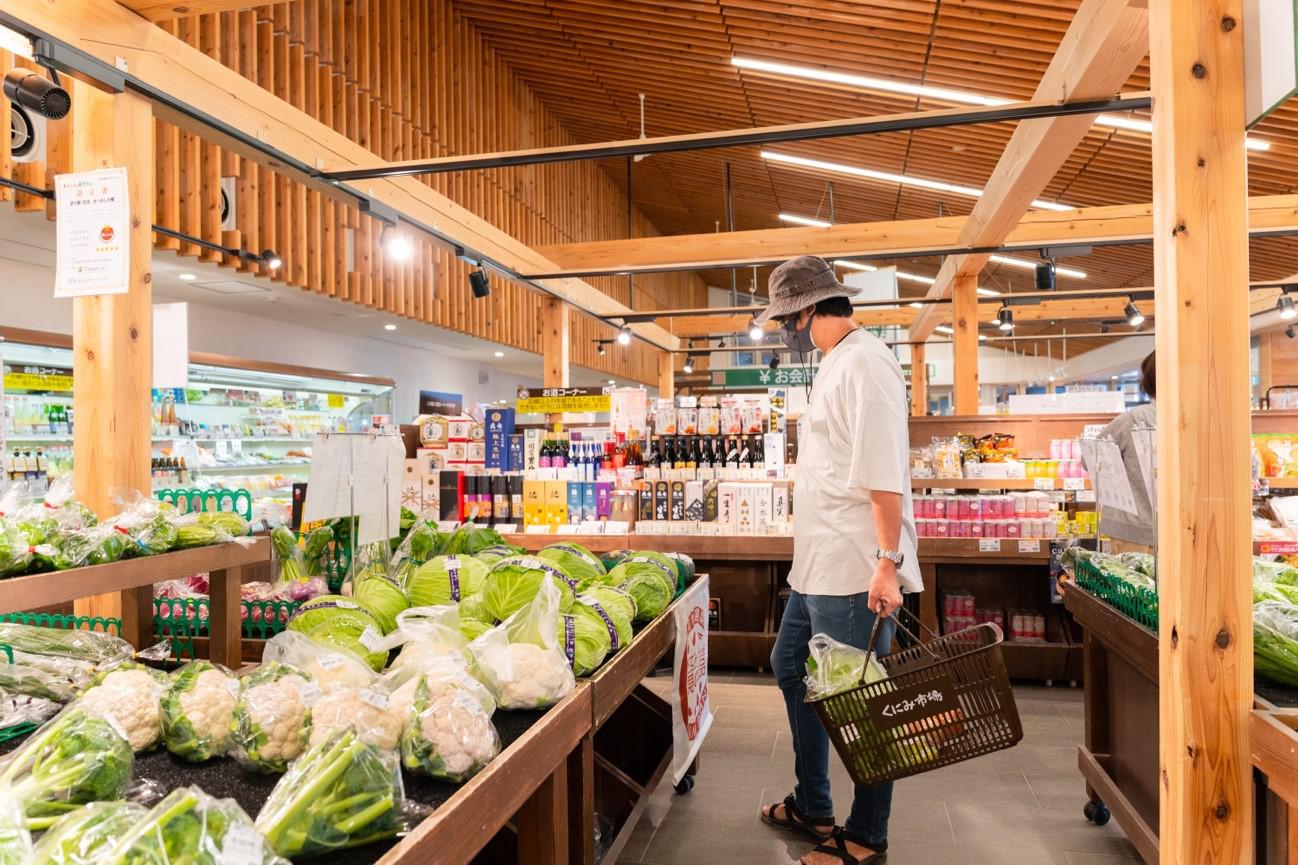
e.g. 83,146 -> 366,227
861,604 -> 944,681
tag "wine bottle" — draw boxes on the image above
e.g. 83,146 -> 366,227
673,437 -> 687,470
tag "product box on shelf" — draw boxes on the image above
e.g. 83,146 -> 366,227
523,479 -> 546,526
421,475 -> 440,520
508,434 -> 525,473
670,480 -> 686,521
753,483 -> 773,534
596,482 -> 613,519
485,408 -> 515,471
654,480 -> 670,521
402,460 -> 423,514
524,429 -> 542,473
438,470 -> 464,521
582,482 -> 597,522
544,480 -> 567,526
717,482 -> 737,530
466,441 -> 486,463
417,414 -> 450,448
567,482 -> 586,523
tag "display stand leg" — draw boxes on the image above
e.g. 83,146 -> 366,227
118,587 -> 154,653
519,765 -> 569,865
568,736 -> 595,865
208,565 -> 243,668
1082,629 -> 1110,793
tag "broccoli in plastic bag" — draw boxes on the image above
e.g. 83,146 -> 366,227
103,786 -> 284,865
30,801 -> 147,865
803,633 -> 888,701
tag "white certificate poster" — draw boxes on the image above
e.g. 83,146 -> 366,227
54,167 -> 131,298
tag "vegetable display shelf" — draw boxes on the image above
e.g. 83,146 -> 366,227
0,537 -> 271,668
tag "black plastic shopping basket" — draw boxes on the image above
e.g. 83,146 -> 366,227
808,609 -> 1023,786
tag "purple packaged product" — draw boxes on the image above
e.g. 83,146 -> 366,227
595,482 -> 614,520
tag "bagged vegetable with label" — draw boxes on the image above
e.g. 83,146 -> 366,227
308,681 -> 402,752
30,801 -> 148,865
390,521 -> 439,588
271,525 -> 307,585
406,554 -> 489,607
0,688 -> 60,732
285,595 -> 388,670
1255,600 -> 1298,687
804,633 -> 888,700
538,542 -> 607,591
380,606 -> 495,721
75,663 -> 168,752
105,492 -> 179,558
231,662 -> 315,773
0,622 -> 135,702
255,726 -> 419,858
440,523 -> 507,556
401,675 -> 500,782
169,510 -> 252,549
0,795 -> 30,865
263,630 -> 376,690
302,524 -> 334,577
0,706 -> 134,829
160,661 -> 239,762
471,575 -> 576,709
103,786 -> 283,865
481,555 -> 578,622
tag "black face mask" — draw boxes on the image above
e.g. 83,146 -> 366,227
780,312 -> 815,356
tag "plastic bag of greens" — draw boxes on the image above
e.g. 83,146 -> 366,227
107,493 -> 179,558
168,510 -> 253,550
302,524 -> 335,578
271,525 -> 307,585
440,523 -> 507,556
1,688 -> 60,732
0,705 -> 134,830
606,556 -> 675,622
160,661 -> 239,762
482,555 -> 578,622
390,521 -> 439,587
75,663 -> 168,752
231,662 -> 315,773
29,801 -> 147,865
471,575 -> 577,709
804,633 -> 888,701
538,542 -> 606,591
400,675 -> 500,782
406,554 -> 489,607
0,518 -> 33,576
0,795 -> 31,865
1255,600 -> 1298,687
348,542 -> 409,635
255,726 -> 422,858
285,595 -> 387,670
103,786 -> 283,865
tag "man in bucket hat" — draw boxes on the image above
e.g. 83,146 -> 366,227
757,256 -> 922,865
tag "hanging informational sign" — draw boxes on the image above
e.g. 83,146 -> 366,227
609,388 -> 647,437
418,390 -> 463,416
302,432 -> 405,545
1087,438 -> 1138,515
515,387 -> 611,415
54,167 -> 132,298
671,574 -> 713,785
1132,426 -> 1156,509
152,302 -> 189,389
721,366 -> 818,389
1244,0 -> 1298,126
2,371 -> 73,393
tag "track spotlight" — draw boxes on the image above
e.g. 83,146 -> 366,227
1124,299 -> 1145,328
1279,293 -> 1297,321
260,249 -> 282,270
769,355 -> 781,371
992,304 -> 1010,328
4,69 -> 69,120
617,325 -> 632,346
998,308 -> 1014,332
683,356 -> 695,374
1288,325 -> 1297,340
1034,259 -> 1056,291
596,342 -> 606,356
381,225 -> 413,262
468,267 -> 490,298
748,319 -> 764,342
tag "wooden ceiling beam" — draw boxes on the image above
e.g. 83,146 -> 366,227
117,0 -> 287,21
909,0 -> 1151,340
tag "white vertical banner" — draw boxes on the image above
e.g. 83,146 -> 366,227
152,302 -> 189,389
54,167 -> 131,298
671,574 -> 713,784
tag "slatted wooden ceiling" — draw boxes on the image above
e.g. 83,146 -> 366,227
450,0 -> 1298,357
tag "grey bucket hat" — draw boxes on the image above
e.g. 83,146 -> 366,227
753,255 -> 856,325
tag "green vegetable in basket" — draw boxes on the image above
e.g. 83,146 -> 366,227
537,542 -> 606,591
30,801 -> 147,865
254,726 -> 405,857
406,555 -> 489,607
481,555 -> 577,622
804,633 -> 887,700
103,786 -> 279,865
0,708 -> 134,829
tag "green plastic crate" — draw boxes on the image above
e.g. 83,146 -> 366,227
155,488 -> 254,527
0,612 -> 122,635
153,596 -> 302,660
1074,555 -> 1159,630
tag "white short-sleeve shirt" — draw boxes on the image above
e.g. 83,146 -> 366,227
788,328 -> 923,596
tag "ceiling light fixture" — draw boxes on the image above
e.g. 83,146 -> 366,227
1288,325 -> 1297,340
608,379 -> 617,386
732,56 -> 1270,153
748,319 -> 764,342
617,325 -> 632,346
777,212 -> 833,228
381,225 -> 413,262
3,69 -> 70,120
1124,299 -> 1145,328
384,323 -> 397,331
1278,293 -> 1298,321
991,305 -> 1006,327
761,150 -> 1073,212
999,308 -> 1015,332
596,342 -> 606,356
178,273 -> 197,282
682,356 -> 695,374
989,254 -> 1087,279
1034,259 -> 1056,291
934,325 -> 954,334
0,25 -> 34,60
468,267 -> 490,298
493,350 -> 505,358
259,249 -> 282,270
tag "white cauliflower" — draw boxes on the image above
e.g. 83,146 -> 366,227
400,689 -> 499,781
308,685 -> 402,751
231,662 -> 314,772
302,652 -> 374,691
385,654 -> 495,729
485,643 -> 574,710
161,663 -> 238,761
77,666 -> 165,751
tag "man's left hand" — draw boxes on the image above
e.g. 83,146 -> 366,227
868,559 -> 903,617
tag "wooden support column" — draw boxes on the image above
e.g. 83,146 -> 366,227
517,767 -> 569,865
1150,1 -> 1253,862
68,84 -> 154,634
910,343 -> 928,416
952,274 -> 979,415
541,297 -> 570,389
658,351 -> 675,400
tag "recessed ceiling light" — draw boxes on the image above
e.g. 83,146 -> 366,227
733,56 -> 1269,153
761,150 -> 1073,212
608,379 -> 616,385
493,350 -> 505,358
384,324 -> 397,331
178,273 -> 197,281
836,260 -> 998,294
990,254 -> 1087,280
833,260 -> 878,272
935,325 -> 954,334
778,212 -> 832,228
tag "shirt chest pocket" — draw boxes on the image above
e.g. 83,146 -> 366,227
798,403 -> 835,472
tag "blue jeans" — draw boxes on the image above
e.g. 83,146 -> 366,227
771,589 -> 895,847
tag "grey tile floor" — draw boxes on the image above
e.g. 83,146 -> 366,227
619,674 -> 1140,865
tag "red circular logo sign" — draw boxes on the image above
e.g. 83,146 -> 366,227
677,606 -> 710,739
99,225 -> 114,242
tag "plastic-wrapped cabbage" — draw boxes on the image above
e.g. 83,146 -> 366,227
1256,557 -> 1298,586
160,661 -> 238,762
440,523 -> 507,556
401,676 -> 499,782
804,633 -> 888,700
103,786 -> 280,865
1256,600 -> 1298,687
0,795 -> 31,865
255,727 -> 411,858
538,542 -> 606,591
482,555 -> 578,622
0,707 -> 134,830
263,631 -> 376,690
30,801 -> 147,865
471,576 -> 576,709
558,607 -> 612,676
286,595 -> 387,670
354,573 -> 408,635
231,662 -> 314,773
461,619 -> 492,642
582,587 -> 636,647
458,591 -> 495,624
406,555 -> 489,607
75,664 -> 168,752
391,522 -> 439,587
607,556 -> 676,622
476,544 -> 520,566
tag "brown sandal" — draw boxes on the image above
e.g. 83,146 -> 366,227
761,794 -> 835,842
803,828 -> 888,865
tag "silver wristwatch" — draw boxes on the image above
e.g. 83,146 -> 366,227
876,549 -> 905,568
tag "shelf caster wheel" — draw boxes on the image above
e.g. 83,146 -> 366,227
1083,800 -> 1110,826
675,775 -> 695,795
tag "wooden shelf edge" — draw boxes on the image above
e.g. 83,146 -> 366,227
913,477 -> 1091,491
588,598 -> 679,729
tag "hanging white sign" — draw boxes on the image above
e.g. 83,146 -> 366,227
54,167 -> 131,298
671,574 -> 713,785
1093,439 -> 1139,515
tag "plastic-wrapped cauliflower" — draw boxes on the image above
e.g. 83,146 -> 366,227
262,630 -> 375,690
308,685 -> 402,752
401,677 -> 499,782
160,661 -> 238,762
231,662 -> 314,773
75,664 -> 166,752
386,653 -> 495,728
470,576 -> 576,710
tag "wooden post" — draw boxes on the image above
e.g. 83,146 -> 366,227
518,767 -> 569,865
567,736 -> 595,865
68,85 -> 154,633
1150,2 -> 1253,862
952,274 -> 979,415
910,343 -> 927,416
541,296 -> 569,427
658,351 -> 675,400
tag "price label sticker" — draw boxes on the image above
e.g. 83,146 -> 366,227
359,688 -> 390,710
317,652 -> 344,671
297,681 -> 322,706
575,522 -> 604,535
978,538 -> 1002,553
494,523 -> 517,534
1076,489 -> 1097,503
215,439 -> 230,459
1032,477 -> 1055,491
436,520 -> 461,532
525,524 -> 552,535
1018,539 -> 1042,553
1062,478 -> 1086,491
556,524 -> 579,534
604,521 -> 630,535
358,626 -> 383,652
219,821 -> 265,865
231,439 -> 243,455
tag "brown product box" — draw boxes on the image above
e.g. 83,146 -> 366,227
466,441 -> 486,462
469,422 -> 485,442
670,480 -> 686,521
654,480 -> 670,521
703,480 -> 719,522
611,490 -> 638,524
